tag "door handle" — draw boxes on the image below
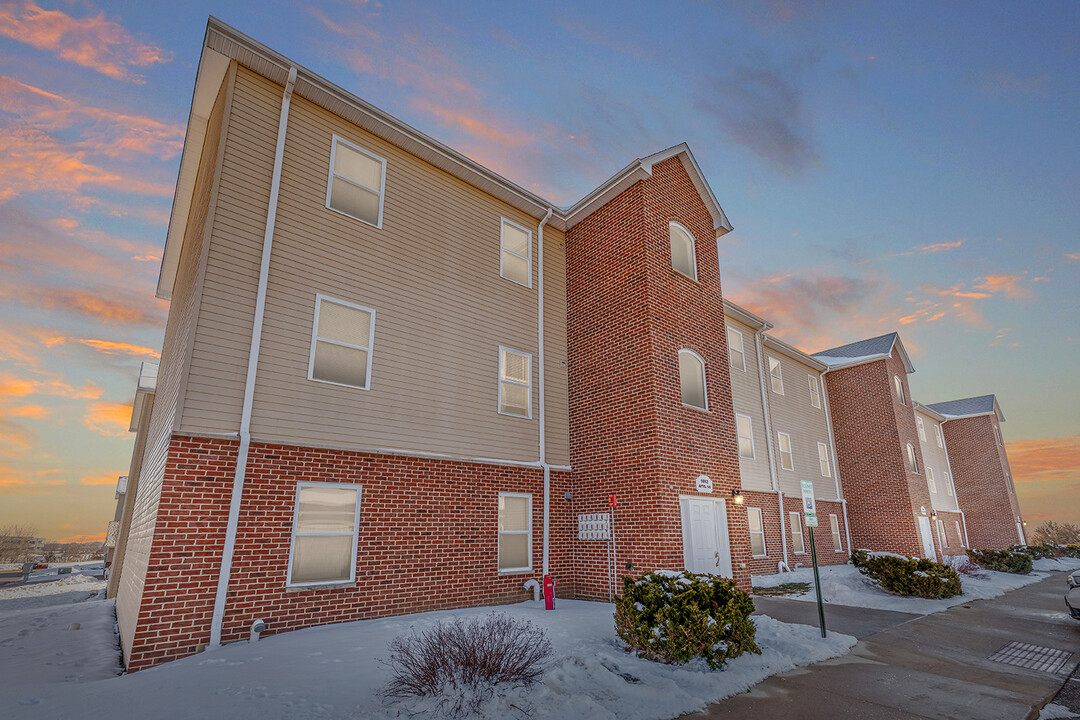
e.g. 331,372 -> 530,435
714,551 -> 720,567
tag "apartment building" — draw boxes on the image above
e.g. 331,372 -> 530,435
912,403 -> 968,555
723,302 -> 849,576
926,395 -> 1025,549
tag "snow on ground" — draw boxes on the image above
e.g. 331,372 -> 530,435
3,595 -> 856,720
754,556 -> 1080,615
1038,703 -> 1080,719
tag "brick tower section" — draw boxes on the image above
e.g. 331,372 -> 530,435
565,156 -> 749,599
942,415 -> 1024,549
824,355 -> 938,558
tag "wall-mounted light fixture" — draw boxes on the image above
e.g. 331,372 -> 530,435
731,489 -> 744,505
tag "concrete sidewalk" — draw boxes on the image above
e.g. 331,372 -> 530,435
690,571 -> 1080,720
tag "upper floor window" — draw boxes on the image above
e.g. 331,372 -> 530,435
500,218 -> 532,287
778,432 -> 794,471
287,482 -> 362,587
916,416 -> 926,442
308,295 -> 376,389
926,466 -> 937,493
906,443 -> 918,473
678,349 -> 708,410
934,424 -> 944,448
735,413 -> 755,459
727,327 -> 745,371
669,222 -> 697,280
943,470 -> 953,496
768,356 -> 784,395
817,442 -> 831,477
498,347 -> 532,418
326,135 -> 386,227
894,375 -> 905,404
808,375 -> 821,408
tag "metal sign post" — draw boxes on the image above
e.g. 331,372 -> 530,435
800,480 -> 827,638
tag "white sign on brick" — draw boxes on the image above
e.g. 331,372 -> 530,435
578,513 -> 611,540
695,474 -> 713,493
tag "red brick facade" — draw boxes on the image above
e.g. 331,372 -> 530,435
743,491 -> 849,576
942,415 -> 1024,549
125,436 -> 572,671
565,157 -> 750,597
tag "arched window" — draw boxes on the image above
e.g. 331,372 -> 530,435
678,349 -> 707,410
669,222 -> 697,280
906,443 -> 918,473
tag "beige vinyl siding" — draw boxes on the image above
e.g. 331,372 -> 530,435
182,66 -> 569,464
765,351 -> 838,500
723,315 -> 770,491
106,393 -> 153,600
915,407 -> 958,512
116,69 -> 231,661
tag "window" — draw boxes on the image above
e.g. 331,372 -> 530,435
326,135 -> 386,227
308,295 -> 376,389
778,432 -> 794,471
906,443 -> 918,473
748,507 -> 766,558
768,356 -> 784,395
1007,472 -> 1015,494
926,466 -> 937,494
954,520 -> 964,547
994,424 -> 1003,446
500,218 -> 532,287
727,327 -> 745,371
808,375 -> 821,408
789,512 -> 805,553
934,424 -> 944,448
669,221 -> 697,280
894,375 -> 905,404
943,470 -> 953,496
287,482 -> 361,586
916,416 -> 926,442
736,414 -> 755,459
498,347 -> 532,418
817,442 -> 831,477
498,493 -> 532,572
938,520 -> 949,548
829,514 -> 842,552
679,349 -> 708,410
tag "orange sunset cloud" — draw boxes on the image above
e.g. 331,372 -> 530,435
79,472 -> 119,486
1007,436 -> 1080,525
83,400 -> 131,436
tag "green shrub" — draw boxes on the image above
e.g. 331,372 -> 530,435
850,549 -> 963,599
1009,544 -> 1057,560
614,571 -> 760,669
966,548 -> 1033,574
1057,544 -> 1080,559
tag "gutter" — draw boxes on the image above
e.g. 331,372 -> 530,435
536,208 -> 553,577
209,66 -> 297,648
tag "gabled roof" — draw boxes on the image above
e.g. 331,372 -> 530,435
912,401 -> 947,422
926,394 -> 1004,423
158,18 -> 732,299
812,332 -> 915,373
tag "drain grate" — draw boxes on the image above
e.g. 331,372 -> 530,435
988,641 -> 1074,674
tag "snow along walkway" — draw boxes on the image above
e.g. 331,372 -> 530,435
3,591 -> 855,720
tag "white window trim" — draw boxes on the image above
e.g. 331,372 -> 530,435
778,432 -> 794,471
894,375 -> 905,404
497,346 -> 533,419
938,519 -> 949,548
735,413 -> 756,460
808,374 -> 821,408
994,424 -> 1003,446
829,514 -> 843,552
926,466 -> 936,494
307,293 -> 377,390
748,507 -> 767,558
285,481 -> 362,588
916,416 -> 926,442
678,348 -> 709,411
325,134 -> 387,228
498,491 -> 533,573
906,443 -> 918,474
727,327 -> 746,372
499,217 -> 533,288
769,356 -> 784,395
954,520 -> 964,547
817,441 -> 831,477
934,424 -> 944,448
789,511 -> 805,554
944,470 -> 953,496
669,221 -> 698,281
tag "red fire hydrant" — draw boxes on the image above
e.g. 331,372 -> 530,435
543,574 -> 556,610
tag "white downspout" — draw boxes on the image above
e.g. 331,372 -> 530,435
821,370 -> 852,556
755,329 -> 787,567
536,208 -> 553,578
939,419 -> 971,548
209,67 -> 297,649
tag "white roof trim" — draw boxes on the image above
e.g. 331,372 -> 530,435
723,299 -> 772,331
762,334 -> 827,371
912,402 -> 947,422
129,362 -> 159,432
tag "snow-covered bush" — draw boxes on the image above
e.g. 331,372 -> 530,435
943,554 -> 986,578
966,548 -> 1033,574
1008,543 -> 1057,561
1059,544 -> 1080,559
382,612 -> 551,717
850,549 -> 962,599
614,570 -> 760,670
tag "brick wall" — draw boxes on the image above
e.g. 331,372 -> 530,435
743,491 -> 849,576
125,435 -> 573,671
565,156 -> 749,597
934,510 -> 967,556
942,415 -> 1024,549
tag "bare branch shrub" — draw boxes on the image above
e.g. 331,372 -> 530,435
944,554 -> 986,578
1030,521 -> 1080,546
382,612 -> 552,717
0,525 -> 40,563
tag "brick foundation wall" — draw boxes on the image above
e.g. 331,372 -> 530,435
934,510 -> 967,556
942,416 -> 1024,550
125,435 -> 573,671
566,156 -> 749,598
743,491 -> 850,577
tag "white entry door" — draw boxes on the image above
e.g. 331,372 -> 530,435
680,497 -> 733,577
916,516 -> 937,560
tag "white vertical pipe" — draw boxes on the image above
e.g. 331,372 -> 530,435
755,329 -> 787,566
536,208 -> 552,578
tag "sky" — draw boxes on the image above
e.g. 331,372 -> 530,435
0,1 -> 1077,542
